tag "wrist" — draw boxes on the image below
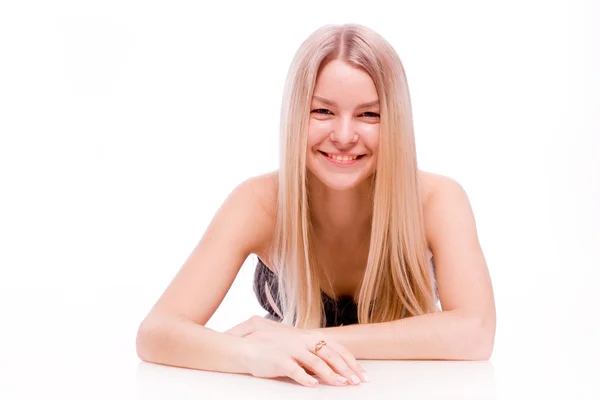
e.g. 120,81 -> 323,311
237,337 -> 258,375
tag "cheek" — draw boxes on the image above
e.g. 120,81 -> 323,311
371,135 -> 380,152
307,119 -> 333,146
309,118 -> 333,131
363,125 -> 380,152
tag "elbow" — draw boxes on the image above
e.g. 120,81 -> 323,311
136,311 -> 188,363
470,340 -> 493,361
136,319 -> 154,362
136,315 -> 167,363
466,315 -> 496,361
452,311 -> 495,361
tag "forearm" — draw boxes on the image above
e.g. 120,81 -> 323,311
136,314 -> 250,374
314,310 -> 493,361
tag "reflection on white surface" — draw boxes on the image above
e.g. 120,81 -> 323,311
136,359 -> 496,399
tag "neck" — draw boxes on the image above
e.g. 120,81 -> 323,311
307,172 -> 374,243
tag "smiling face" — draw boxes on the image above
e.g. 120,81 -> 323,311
306,59 -> 380,192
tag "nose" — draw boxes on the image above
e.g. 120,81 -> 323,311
329,116 -> 358,145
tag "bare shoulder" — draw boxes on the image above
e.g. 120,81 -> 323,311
242,170 -> 278,257
420,170 -> 468,213
419,170 -> 478,247
246,170 -> 278,219
418,169 -> 445,205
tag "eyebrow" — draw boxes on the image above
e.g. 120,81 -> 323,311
312,96 -> 379,109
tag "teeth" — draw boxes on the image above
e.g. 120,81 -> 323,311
326,153 -> 358,162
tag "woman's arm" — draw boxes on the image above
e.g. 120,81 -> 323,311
315,175 -> 496,361
136,313 -> 252,374
313,309 -> 492,361
135,174 -> 275,374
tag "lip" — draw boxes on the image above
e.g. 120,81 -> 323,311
319,151 -> 364,167
321,152 -> 364,157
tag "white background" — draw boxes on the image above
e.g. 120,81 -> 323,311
1,0 -> 598,398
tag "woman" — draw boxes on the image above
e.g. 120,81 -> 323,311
136,23 -> 496,388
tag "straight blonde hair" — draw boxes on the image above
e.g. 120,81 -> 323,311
266,23 -> 439,328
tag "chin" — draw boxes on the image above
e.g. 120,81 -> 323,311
307,163 -> 375,192
330,174 -> 371,190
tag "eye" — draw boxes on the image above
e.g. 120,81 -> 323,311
311,108 -> 332,115
362,112 -> 380,118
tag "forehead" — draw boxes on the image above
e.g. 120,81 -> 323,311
313,60 -> 378,104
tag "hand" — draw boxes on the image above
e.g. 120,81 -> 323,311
224,315 -> 368,387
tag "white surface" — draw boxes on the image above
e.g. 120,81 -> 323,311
1,286 -> 598,398
1,0 -> 599,398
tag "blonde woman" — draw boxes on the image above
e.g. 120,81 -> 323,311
136,23 -> 496,388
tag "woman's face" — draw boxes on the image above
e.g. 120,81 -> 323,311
306,59 -> 380,192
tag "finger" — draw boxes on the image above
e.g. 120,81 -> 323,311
326,340 -> 369,382
313,344 -> 362,385
295,352 -> 350,386
283,359 -> 320,387
302,365 -> 317,376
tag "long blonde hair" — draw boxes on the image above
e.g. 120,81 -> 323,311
267,23 -> 439,328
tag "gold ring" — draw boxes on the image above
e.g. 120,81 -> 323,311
314,340 -> 327,352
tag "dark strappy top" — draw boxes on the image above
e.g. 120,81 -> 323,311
253,257 -> 358,327
252,254 -> 438,327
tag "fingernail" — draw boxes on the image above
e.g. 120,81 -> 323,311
350,374 -> 361,384
361,372 -> 370,382
336,376 -> 348,384
309,377 -> 319,385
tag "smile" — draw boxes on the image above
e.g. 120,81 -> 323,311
319,151 -> 365,166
